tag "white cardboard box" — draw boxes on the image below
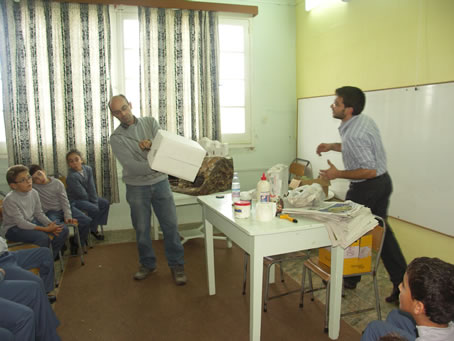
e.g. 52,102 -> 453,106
147,130 -> 207,182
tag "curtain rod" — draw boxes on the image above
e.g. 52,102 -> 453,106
51,0 -> 258,16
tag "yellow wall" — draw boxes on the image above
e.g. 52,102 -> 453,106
296,0 -> 454,264
296,0 -> 454,97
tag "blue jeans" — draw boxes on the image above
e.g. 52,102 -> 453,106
5,221 -> 69,258
71,198 -> 110,233
361,309 -> 417,341
0,248 -> 55,293
0,280 -> 61,341
126,179 -> 184,269
46,209 -> 90,246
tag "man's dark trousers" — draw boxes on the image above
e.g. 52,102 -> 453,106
345,173 -> 407,287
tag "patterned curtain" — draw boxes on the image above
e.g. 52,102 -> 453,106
0,0 -> 119,203
138,8 -> 220,141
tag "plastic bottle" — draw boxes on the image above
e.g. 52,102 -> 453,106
231,172 -> 241,203
257,173 -> 271,202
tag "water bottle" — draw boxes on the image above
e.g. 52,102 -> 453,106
231,172 -> 241,203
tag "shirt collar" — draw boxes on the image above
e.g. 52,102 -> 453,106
339,114 -> 359,134
120,116 -> 138,129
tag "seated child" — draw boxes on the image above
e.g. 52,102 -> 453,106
29,164 -> 91,254
65,149 -> 110,240
2,165 -> 69,258
361,257 -> 454,341
0,238 -> 61,341
0,236 -> 55,296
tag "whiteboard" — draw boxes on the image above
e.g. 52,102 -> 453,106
297,82 -> 454,237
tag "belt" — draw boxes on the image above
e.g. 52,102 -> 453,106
365,172 -> 387,182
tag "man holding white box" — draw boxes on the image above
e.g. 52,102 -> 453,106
109,95 -> 186,285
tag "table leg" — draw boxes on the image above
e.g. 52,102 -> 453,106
250,252 -> 263,341
328,245 -> 343,339
204,218 -> 216,296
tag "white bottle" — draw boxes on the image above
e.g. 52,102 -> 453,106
257,173 -> 271,202
232,172 -> 241,203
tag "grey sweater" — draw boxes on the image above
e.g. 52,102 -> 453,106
33,177 -> 72,220
2,189 -> 52,233
110,116 -> 167,186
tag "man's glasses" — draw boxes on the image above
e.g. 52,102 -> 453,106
15,175 -> 32,184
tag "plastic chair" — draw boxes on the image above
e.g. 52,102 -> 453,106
242,251 -> 308,312
301,216 -> 386,333
289,158 -> 311,181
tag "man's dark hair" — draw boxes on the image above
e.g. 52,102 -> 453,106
29,164 -> 43,176
407,257 -> 454,324
6,164 -> 29,184
108,94 -> 129,111
335,86 -> 366,115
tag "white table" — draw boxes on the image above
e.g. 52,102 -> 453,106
198,194 -> 345,341
152,192 -> 232,247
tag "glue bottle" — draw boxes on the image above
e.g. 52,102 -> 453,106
257,173 -> 271,202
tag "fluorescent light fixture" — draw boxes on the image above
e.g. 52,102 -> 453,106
305,0 -> 349,12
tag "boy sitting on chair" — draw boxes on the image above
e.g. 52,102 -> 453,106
2,165 -> 68,258
29,164 -> 91,255
0,237 -> 61,340
361,257 -> 454,341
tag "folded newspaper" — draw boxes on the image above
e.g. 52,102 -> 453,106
282,200 -> 377,248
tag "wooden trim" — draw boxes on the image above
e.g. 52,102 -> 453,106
297,80 -> 454,100
51,0 -> 258,16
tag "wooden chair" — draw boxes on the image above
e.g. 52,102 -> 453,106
301,216 -> 386,333
7,242 -> 40,275
242,251 -> 308,312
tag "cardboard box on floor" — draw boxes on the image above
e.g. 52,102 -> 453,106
318,233 -> 373,276
289,178 -> 331,196
147,130 -> 207,182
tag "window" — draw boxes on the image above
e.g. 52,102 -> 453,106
111,6 -> 140,120
111,9 -> 252,145
218,17 -> 251,145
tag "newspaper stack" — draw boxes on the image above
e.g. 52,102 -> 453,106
282,200 -> 378,248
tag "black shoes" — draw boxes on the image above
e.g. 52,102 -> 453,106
48,295 -> 57,304
91,231 -> 104,241
385,286 -> 400,303
69,236 -> 79,255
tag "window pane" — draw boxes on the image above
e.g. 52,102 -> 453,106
220,52 -> 244,79
124,48 -> 139,79
221,107 -> 245,134
124,80 -> 140,109
219,24 -> 244,52
219,80 -> 244,107
123,20 -> 139,49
